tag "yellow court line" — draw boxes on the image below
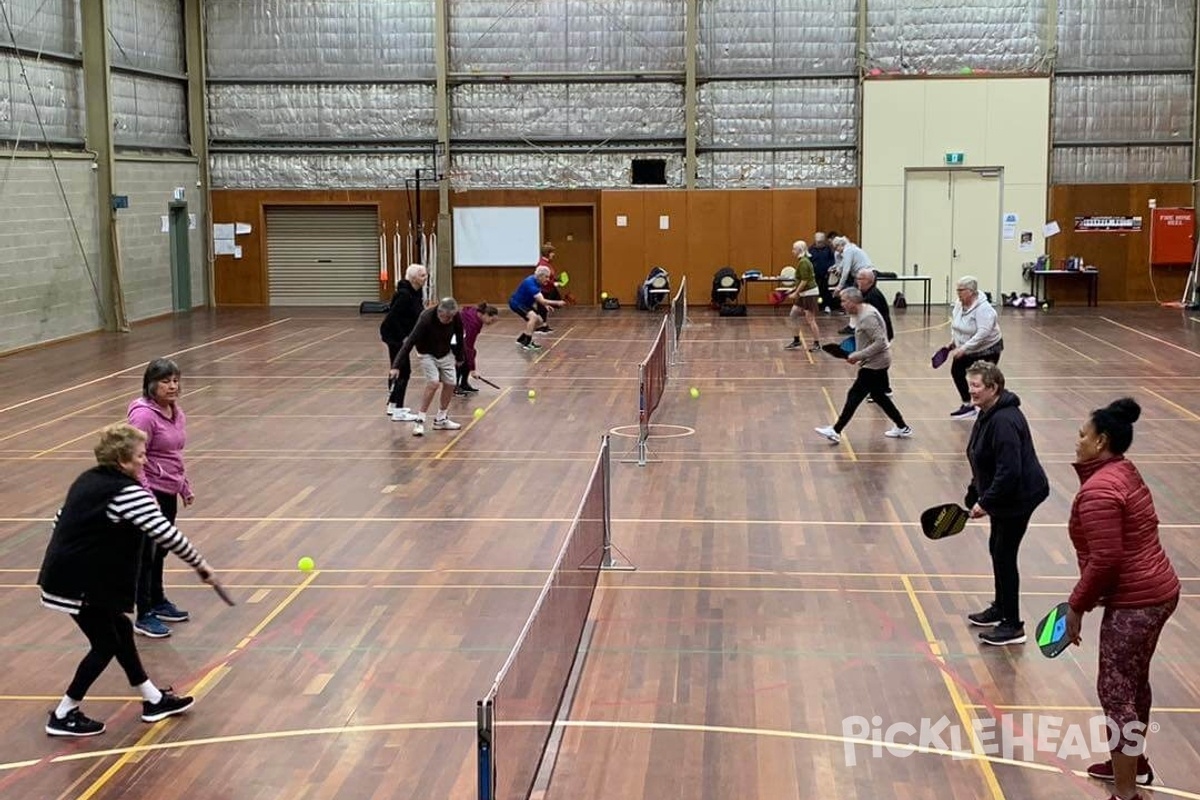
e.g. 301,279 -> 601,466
967,704 -> 1200,714
820,386 -> 856,461
0,319 -> 291,416
1102,316 -> 1200,359
533,324 -> 576,364
1070,327 -> 1153,364
1029,327 -> 1098,363
901,574 -> 1007,800
29,386 -> 211,459
434,387 -> 511,460
0,389 -> 135,445
1142,386 -> 1200,422
74,569 -> 319,799
265,327 -> 353,364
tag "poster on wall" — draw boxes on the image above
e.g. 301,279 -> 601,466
1074,215 -> 1142,233
1018,231 -> 1034,252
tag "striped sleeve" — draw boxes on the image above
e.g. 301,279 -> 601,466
106,485 -> 204,568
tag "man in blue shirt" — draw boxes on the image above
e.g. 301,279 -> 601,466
509,266 -> 565,351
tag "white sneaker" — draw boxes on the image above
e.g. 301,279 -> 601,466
814,425 -> 841,444
433,416 -> 461,430
885,426 -> 913,438
412,414 -> 425,436
390,407 -> 413,422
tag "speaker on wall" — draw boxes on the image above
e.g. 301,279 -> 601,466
631,158 -> 667,186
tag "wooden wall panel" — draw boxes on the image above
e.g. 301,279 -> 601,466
1047,184 -> 1192,304
816,187 -> 860,240
685,192 -> 732,304
641,190 -> 690,295
598,191 -> 646,302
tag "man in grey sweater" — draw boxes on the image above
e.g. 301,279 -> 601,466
815,288 -> 912,445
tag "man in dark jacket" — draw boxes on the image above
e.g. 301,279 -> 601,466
962,362 -> 1050,646
390,297 -> 465,437
809,232 -> 836,313
380,264 -> 427,421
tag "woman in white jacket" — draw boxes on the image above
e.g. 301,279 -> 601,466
942,276 -> 1003,418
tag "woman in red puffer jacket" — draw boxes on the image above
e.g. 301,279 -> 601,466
1063,397 -> 1179,800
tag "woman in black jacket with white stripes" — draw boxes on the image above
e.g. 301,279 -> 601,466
37,423 -> 220,737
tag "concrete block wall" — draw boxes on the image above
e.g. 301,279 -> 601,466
113,160 -> 206,322
0,158 -> 104,354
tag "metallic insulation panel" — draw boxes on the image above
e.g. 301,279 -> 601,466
1054,74 -> 1193,144
698,0 -> 858,76
204,0 -> 435,79
111,73 -> 187,148
0,54 -> 84,140
1051,146 -> 1192,183
698,79 -> 855,147
1057,0 -> 1194,71
697,150 -> 857,187
208,83 -> 437,141
108,0 -> 185,73
210,152 -> 433,188
450,0 -> 684,72
0,0 -> 79,52
450,82 -> 682,139
867,0 -> 1048,73
449,151 -> 684,188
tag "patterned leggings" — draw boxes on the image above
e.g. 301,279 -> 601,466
1097,592 -> 1179,752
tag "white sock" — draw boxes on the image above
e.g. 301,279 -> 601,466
55,695 -> 80,719
137,681 -> 163,704
435,409 -> 447,420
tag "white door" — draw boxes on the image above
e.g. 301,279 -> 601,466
950,171 -> 1002,300
903,172 -> 954,304
903,169 -> 1002,305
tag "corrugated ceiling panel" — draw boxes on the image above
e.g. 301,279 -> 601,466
1051,146 -> 1192,183
867,0 -> 1049,73
451,83 -> 682,139
205,0 -> 435,79
449,151 -> 684,188
1057,0 -> 1194,71
698,150 -> 857,188
0,0 -> 79,52
108,0 -> 185,73
698,79 -> 856,147
450,0 -> 684,72
0,54 -> 84,140
698,0 -> 858,76
1054,74 -> 1192,144
210,152 -> 434,189
112,74 -> 188,148
209,83 -> 437,141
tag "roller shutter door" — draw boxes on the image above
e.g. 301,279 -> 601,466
266,206 -> 379,305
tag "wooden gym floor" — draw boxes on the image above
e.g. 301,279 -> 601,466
0,301 -> 1198,799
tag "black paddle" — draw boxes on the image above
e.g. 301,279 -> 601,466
919,503 -> 971,540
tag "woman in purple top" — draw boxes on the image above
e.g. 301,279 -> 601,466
127,358 -> 194,638
456,302 -> 499,395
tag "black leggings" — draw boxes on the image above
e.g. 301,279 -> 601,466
386,341 -> 412,406
834,367 -> 906,432
67,605 -> 149,700
989,511 -> 1032,625
952,346 -> 1002,403
136,490 -> 176,617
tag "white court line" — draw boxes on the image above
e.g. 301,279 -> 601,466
0,319 -> 292,415
1102,316 -> 1200,359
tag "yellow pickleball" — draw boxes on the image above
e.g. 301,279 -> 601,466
298,556 -> 315,572
474,408 -> 485,419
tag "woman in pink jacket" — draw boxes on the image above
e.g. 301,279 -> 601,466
127,358 -> 195,638
1065,398 -> 1180,799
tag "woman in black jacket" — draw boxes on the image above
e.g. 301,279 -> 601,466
962,362 -> 1049,646
37,423 -> 219,737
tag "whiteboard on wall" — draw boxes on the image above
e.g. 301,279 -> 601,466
452,206 -> 541,266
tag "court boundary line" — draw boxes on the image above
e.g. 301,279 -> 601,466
0,319 -> 291,415
1101,316 -> 1200,359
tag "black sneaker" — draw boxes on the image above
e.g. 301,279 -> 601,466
980,622 -> 1026,646
46,708 -> 105,737
968,605 -> 1003,627
142,688 -> 194,722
